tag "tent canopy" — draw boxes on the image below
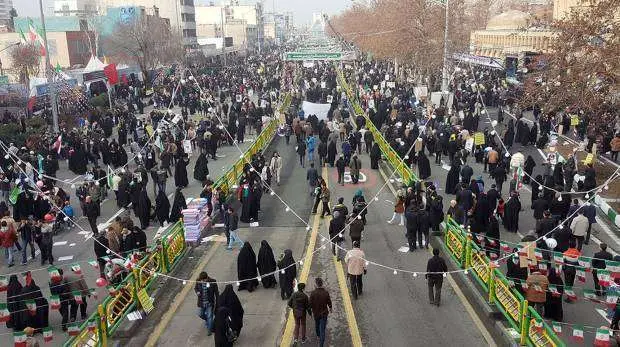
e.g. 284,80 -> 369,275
83,55 -> 108,73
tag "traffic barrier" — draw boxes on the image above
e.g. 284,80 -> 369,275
336,69 -> 417,185
443,216 -> 564,346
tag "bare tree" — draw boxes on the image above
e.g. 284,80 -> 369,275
103,16 -> 184,87
10,43 -> 40,86
520,0 -> 619,117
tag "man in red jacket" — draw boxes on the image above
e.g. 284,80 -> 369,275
0,220 -> 18,267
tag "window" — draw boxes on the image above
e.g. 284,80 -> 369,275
61,5 -> 70,16
182,13 -> 195,22
183,29 -> 197,38
180,0 -> 194,6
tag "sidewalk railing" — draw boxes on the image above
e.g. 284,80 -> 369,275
336,69 -> 417,185
443,216 -> 564,347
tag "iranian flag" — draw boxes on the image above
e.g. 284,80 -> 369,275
25,300 -> 36,316
88,260 -> 99,269
67,323 -> 80,336
49,295 -> 60,310
487,238 -> 496,246
0,303 -> 10,323
500,242 -> 510,252
572,325 -> 584,342
52,135 -> 62,155
594,327 -> 611,347
552,321 -> 562,335
107,285 -> 118,296
48,266 -> 61,282
71,264 -> 82,276
597,269 -> 611,287
606,293 -> 618,308
607,260 -> 620,279
0,275 -> 8,292
539,262 -> 548,275
43,327 -> 53,342
73,291 -> 83,304
534,250 -> 542,260
87,319 -> 97,332
576,268 -> 587,283
14,331 -> 27,347
578,257 -> 591,270
532,318 -> 543,333
565,287 -> 577,301
549,285 -> 561,298
90,288 -> 98,300
28,18 -> 46,56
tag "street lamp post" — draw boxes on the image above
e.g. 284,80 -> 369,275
39,0 -> 59,133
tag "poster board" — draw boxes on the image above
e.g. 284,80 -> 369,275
301,101 -> 331,121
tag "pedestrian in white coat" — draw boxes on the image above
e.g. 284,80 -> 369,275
270,151 -> 282,185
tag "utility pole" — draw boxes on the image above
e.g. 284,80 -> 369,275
221,6 -> 227,66
440,0 -> 450,92
39,0 -> 59,132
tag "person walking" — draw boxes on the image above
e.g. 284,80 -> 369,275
426,248 -> 448,306
270,152 -> 283,186
592,243 -> 613,297
335,155 -> 346,185
84,196 -> 99,235
309,277 -> 332,347
1,219 -> 18,267
278,249 -> 297,300
319,186 -> 331,218
64,270 -> 89,321
306,163 -> 319,196
526,271 -> 549,314
570,211 -> 589,250
195,271 -> 219,335
18,220 -> 36,265
345,241 -> 366,299
297,140 -> 306,167
350,155 -> 362,184
224,207 -> 243,250
288,282 -> 312,345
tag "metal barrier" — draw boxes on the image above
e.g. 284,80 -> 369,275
105,274 -> 137,335
441,216 -> 565,346
138,246 -> 163,290
62,305 -> 107,347
336,70 -> 417,185
162,222 -> 187,272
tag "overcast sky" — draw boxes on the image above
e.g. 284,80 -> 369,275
14,0 -> 351,26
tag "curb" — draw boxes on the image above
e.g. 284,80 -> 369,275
594,195 -> 620,229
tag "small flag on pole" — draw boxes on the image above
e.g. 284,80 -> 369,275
67,323 -> 80,336
71,264 -> 82,275
87,319 -> 97,332
565,287 -> 577,301
0,303 -> 10,322
594,327 -> 610,347
88,260 -> 99,269
14,331 -> 27,347
49,295 -> 60,310
0,276 -> 8,292
576,268 -> 586,282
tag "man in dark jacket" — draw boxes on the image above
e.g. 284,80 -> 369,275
405,206 -> 419,252
94,232 -> 109,277
335,155 -> 346,185
194,271 -> 219,335
309,277 -> 332,347
486,184 -> 500,215
349,214 -> 364,247
288,282 -> 312,344
536,211 -> 555,238
417,207 -> 431,249
329,214 -> 345,261
426,248 -> 448,306
582,202 -> 597,245
532,197 -> 549,220
460,164 -> 473,184
592,243 -> 613,296
85,196 -> 99,235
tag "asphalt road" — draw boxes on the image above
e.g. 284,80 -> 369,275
0,104 -> 253,346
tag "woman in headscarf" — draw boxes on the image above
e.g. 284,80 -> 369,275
506,248 -> 528,296
239,183 -> 252,223
278,249 -> 296,300
370,142 -> 381,169
154,189 -> 170,227
6,275 -> 27,331
237,242 -> 259,292
552,162 -> 564,189
21,273 -> 49,332
445,162 -> 461,194
529,123 -> 538,145
194,152 -> 210,183
523,155 -> 536,184
169,188 -> 187,223
417,151 -> 431,180
174,154 -> 190,188
213,306 -> 234,347
485,215 -> 501,260
257,240 -> 277,289
136,186 -> 152,230
530,174 -> 543,205
327,139 -> 337,167
503,119 -> 515,148
216,284 -> 244,337
544,269 -> 564,322
503,192 -> 521,233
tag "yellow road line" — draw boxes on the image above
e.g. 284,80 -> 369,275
280,177 -> 322,346
333,252 -> 363,346
377,163 -> 496,345
145,242 -> 222,347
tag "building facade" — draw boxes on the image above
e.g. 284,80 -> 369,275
102,0 -> 197,47
0,0 -> 13,28
195,2 -> 263,52
54,0 -> 99,17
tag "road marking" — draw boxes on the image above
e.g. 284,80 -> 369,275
281,167 -> 338,346
57,255 -> 74,262
53,241 -> 68,246
596,308 -> 612,324
333,252 -> 363,347
377,162 -> 496,345
69,243 -> 76,247
144,241 -> 222,347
